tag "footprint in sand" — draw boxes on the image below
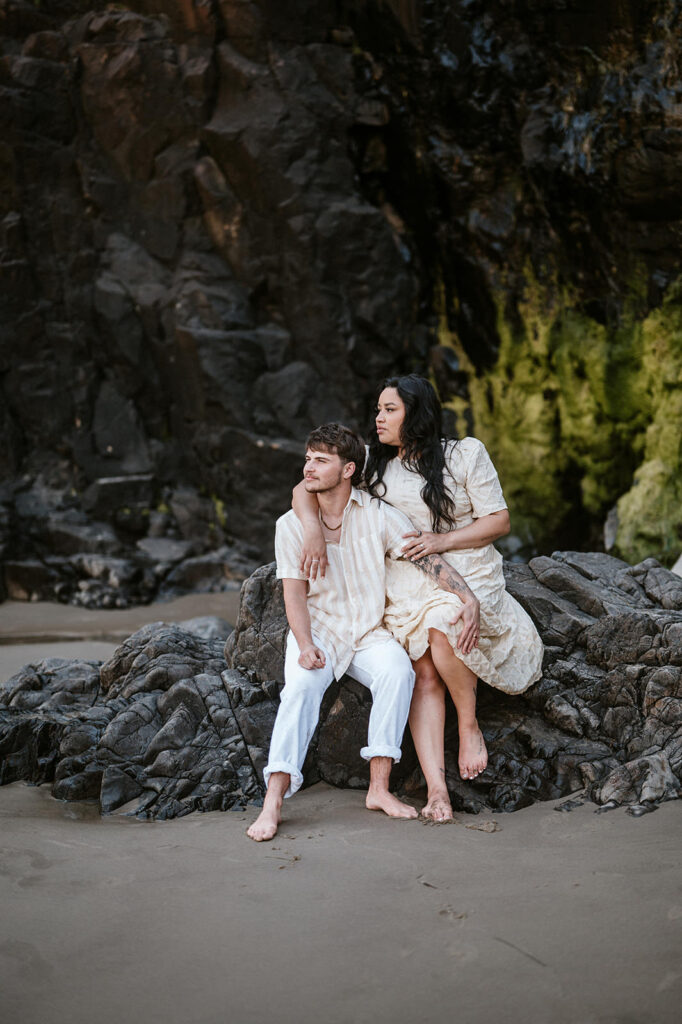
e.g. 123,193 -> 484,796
439,905 -> 467,920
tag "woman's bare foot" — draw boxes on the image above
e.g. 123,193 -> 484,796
246,800 -> 282,842
366,789 -> 418,819
459,724 -> 488,780
421,789 -> 454,822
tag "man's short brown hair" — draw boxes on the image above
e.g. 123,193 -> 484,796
305,423 -> 365,486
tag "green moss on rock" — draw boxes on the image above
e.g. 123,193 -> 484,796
614,285 -> 682,565
441,270 -> 682,565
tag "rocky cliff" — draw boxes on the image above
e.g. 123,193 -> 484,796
1,0 -> 681,604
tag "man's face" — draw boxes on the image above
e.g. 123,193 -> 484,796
303,448 -> 352,492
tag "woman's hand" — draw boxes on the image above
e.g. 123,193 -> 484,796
449,596 -> 481,655
401,530 -> 451,560
300,525 -> 328,581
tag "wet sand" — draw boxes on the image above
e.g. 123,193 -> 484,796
0,592 -> 241,644
1,600 -> 681,1022
0,594 -> 240,683
1,780 -> 680,1024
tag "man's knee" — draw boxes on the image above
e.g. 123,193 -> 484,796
369,655 -> 415,697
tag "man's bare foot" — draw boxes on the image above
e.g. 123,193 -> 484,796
421,789 -> 454,822
366,789 -> 418,819
247,802 -> 282,842
459,724 -> 488,780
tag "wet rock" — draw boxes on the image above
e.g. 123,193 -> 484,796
70,554 -> 139,588
630,558 -> 682,611
136,537 -> 194,564
4,560 -> 61,601
83,475 -> 155,519
223,562 -> 288,684
157,546 -> 255,598
0,623 -> 260,818
2,464 -> 258,607
0,658 -> 101,711
594,753 -> 680,807
178,616 -> 233,641
529,555 -> 643,618
2,550 -> 682,818
100,766 -> 145,814
40,513 -> 121,557
0,657 -> 102,785
217,552 -> 682,815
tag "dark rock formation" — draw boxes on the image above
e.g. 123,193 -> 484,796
2,552 -> 681,818
0,463 -> 261,606
0,615 -> 258,817
2,0 -> 682,601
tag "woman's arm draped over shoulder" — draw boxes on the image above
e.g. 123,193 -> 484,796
292,480 -> 327,580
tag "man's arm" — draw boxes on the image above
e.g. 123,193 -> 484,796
282,578 -> 326,669
413,554 -> 481,655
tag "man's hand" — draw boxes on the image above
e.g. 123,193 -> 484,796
299,525 -> 328,581
449,597 -> 480,655
298,643 -> 326,670
401,529 -> 451,559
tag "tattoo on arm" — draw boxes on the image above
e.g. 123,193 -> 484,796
416,554 -> 476,601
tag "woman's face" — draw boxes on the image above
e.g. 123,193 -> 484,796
375,387 -> 406,448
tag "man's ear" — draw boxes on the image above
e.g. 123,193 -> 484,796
343,461 -> 355,479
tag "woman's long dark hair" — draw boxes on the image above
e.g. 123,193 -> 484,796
366,374 -> 459,532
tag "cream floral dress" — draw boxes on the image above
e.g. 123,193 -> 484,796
376,438 -> 543,694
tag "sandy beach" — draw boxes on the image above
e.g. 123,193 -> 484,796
0,592 -> 241,645
0,780 -> 680,1024
0,594 -> 241,683
1,600 -> 681,1023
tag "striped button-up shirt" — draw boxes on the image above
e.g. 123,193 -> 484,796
275,488 -> 415,679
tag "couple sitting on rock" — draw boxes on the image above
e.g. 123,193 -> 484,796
248,376 -> 543,841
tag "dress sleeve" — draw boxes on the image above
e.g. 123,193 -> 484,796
275,515 -> 308,580
459,439 -> 508,518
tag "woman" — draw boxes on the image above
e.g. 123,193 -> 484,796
294,375 -> 543,822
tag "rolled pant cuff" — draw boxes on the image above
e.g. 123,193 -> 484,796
360,745 -> 402,764
263,761 -> 303,799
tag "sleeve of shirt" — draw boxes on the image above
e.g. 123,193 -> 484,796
275,516 -> 308,580
381,503 -> 418,560
459,439 -> 508,518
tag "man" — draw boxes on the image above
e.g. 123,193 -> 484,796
247,423 -> 480,842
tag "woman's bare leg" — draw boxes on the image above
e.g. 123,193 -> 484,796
409,651 -> 453,821
428,628 -> 488,779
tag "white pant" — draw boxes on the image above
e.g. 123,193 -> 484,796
264,634 -> 415,798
